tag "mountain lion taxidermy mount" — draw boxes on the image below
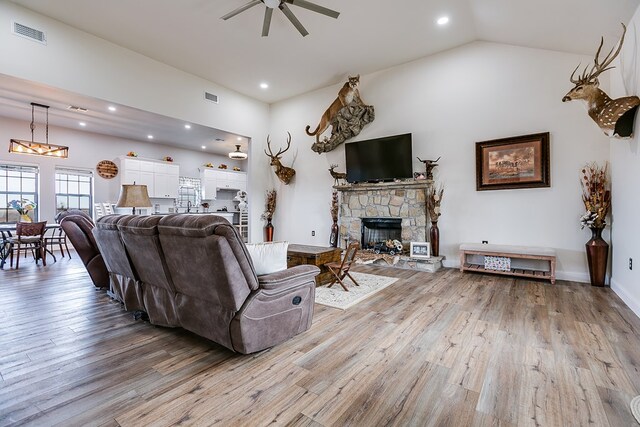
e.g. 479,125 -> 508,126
306,75 -> 375,154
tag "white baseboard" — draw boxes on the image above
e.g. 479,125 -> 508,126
611,278 -> 640,318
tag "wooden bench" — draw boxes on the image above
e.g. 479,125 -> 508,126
459,243 -> 556,284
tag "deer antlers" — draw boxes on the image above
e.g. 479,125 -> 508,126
264,132 -> 296,185
264,132 -> 292,159
570,23 -> 627,85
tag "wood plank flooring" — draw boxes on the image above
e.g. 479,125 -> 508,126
1,256 -> 640,426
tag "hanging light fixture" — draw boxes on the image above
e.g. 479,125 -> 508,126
228,144 -> 248,160
10,102 -> 69,158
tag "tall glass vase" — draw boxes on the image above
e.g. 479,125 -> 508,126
430,221 -> 440,257
19,214 -> 32,223
586,226 -> 608,287
264,220 -> 274,242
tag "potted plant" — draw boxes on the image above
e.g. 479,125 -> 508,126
580,162 -> 610,287
8,199 -> 37,222
261,189 -> 277,242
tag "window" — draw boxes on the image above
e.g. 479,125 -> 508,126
0,164 -> 39,224
55,168 -> 93,217
177,176 -> 201,210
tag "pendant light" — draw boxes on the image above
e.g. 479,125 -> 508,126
228,144 -> 248,160
9,102 -> 69,158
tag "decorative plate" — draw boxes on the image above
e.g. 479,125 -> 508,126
96,160 -> 118,179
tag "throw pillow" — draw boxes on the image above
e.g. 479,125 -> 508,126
246,241 -> 289,276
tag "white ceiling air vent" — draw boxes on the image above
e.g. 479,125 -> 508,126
12,21 -> 46,45
204,92 -> 219,104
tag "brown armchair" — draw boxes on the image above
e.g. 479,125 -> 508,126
59,214 -> 109,288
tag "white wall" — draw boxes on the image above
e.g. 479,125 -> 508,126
609,8 -> 640,315
0,2 -> 271,241
269,41 -> 609,281
0,116 -> 243,221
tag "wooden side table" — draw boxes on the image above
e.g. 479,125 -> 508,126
287,244 -> 342,286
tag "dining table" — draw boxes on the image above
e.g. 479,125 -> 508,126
0,223 -> 61,269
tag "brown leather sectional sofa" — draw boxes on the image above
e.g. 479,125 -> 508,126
93,214 -> 319,354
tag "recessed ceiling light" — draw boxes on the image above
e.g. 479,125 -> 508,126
260,83 -> 269,89
184,124 -> 191,129
147,135 -> 154,139
201,145 -> 206,149
237,137 -> 242,141
437,16 -> 449,26
79,122 -> 86,127
108,106 -> 116,112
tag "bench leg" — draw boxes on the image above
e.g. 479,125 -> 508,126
459,251 -> 465,272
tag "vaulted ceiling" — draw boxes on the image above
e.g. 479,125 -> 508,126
11,0 -> 640,104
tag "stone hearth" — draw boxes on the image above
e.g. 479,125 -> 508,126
336,180 -> 432,249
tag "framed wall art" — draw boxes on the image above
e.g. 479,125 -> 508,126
410,242 -> 431,259
475,132 -> 550,191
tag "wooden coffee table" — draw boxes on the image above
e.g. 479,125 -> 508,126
287,244 -> 342,286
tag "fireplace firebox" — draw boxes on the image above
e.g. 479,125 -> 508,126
361,218 -> 402,252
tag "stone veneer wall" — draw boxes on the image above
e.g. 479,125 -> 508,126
337,182 -> 431,248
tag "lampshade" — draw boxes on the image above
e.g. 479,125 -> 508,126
116,184 -> 152,214
229,144 -> 248,160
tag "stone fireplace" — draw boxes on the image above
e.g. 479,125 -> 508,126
336,181 -> 431,251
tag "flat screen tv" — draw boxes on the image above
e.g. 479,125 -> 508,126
345,133 -> 413,183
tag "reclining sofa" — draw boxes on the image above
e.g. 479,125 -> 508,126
93,214 -> 319,354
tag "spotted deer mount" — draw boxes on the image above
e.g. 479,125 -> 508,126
265,132 -> 296,185
562,24 -> 640,138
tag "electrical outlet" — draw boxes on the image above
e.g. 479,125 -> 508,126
311,230 -> 315,236
630,258 -> 633,270
482,240 -> 488,244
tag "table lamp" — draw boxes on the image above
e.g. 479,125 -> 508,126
116,184 -> 152,214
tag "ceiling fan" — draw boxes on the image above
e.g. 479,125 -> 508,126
221,0 -> 340,37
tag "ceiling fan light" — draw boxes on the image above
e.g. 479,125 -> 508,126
263,0 -> 280,9
229,144 -> 248,160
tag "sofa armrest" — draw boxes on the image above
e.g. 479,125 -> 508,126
258,265 -> 320,290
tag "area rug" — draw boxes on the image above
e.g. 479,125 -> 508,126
631,395 -> 640,424
315,272 -> 398,310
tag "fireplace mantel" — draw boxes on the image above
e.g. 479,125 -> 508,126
334,180 -> 432,192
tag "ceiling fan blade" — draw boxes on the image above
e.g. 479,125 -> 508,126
221,0 -> 262,20
262,7 -> 273,37
286,0 -> 340,19
280,3 -> 309,36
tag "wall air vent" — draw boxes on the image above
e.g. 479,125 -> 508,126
67,105 -> 88,112
204,92 -> 219,104
12,21 -> 46,44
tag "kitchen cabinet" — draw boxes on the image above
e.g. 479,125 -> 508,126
119,157 -> 179,199
200,169 -> 247,200
153,163 -> 179,198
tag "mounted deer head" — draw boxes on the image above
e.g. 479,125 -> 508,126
562,24 -> 640,138
328,164 -> 347,185
265,132 -> 296,185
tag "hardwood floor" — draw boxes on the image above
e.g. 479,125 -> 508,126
1,256 -> 640,426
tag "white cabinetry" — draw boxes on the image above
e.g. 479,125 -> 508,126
200,169 -> 247,200
119,157 -> 179,199
153,163 -> 179,198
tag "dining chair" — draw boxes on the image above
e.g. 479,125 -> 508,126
9,221 -> 47,269
45,226 -> 70,259
326,242 -> 360,291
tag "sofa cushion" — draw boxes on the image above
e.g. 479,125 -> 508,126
246,241 -> 289,276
